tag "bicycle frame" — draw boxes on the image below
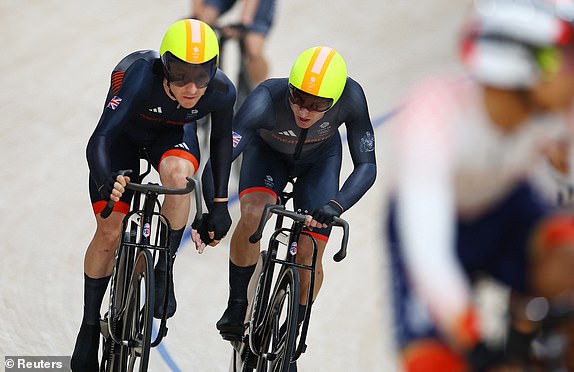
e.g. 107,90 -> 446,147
102,160 -> 203,370
250,212 -> 318,361
237,180 -> 350,369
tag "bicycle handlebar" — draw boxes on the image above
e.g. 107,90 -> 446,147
248,204 -> 350,262
100,169 -> 203,221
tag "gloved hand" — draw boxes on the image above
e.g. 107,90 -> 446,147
98,171 -> 130,200
311,200 -> 344,225
193,201 -> 232,245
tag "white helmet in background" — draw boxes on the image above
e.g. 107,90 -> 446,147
460,0 -> 574,88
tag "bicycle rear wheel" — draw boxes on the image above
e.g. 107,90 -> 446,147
256,267 -> 300,372
119,249 -> 155,371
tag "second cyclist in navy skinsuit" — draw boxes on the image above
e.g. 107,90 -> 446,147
71,19 -> 235,371
204,47 -> 377,371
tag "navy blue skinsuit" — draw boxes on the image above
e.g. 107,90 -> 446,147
205,77 -> 377,239
86,50 -> 236,213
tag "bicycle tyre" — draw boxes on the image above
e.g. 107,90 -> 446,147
256,267 -> 300,372
102,231 -> 136,372
249,250 -> 273,353
119,248 -> 155,371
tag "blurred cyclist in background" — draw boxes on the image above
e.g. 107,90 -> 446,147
200,45 -> 376,371
190,0 -> 277,86
530,138 -> 574,208
71,19 -> 235,371
386,0 -> 574,370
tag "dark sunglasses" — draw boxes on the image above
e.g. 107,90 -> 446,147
163,53 -> 217,88
288,84 -> 333,112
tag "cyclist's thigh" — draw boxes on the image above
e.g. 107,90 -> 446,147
238,135 -> 289,199
204,0 -> 236,14
387,199 -> 441,347
147,124 -> 200,176
249,0 -> 277,36
292,141 -> 342,210
89,136 -> 140,214
456,182 -> 551,294
291,137 -> 343,238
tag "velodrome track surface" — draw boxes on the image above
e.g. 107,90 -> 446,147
0,0 -> 470,370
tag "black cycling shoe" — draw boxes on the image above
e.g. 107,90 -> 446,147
216,300 -> 247,341
154,267 -> 176,319
71,322 -> 100,372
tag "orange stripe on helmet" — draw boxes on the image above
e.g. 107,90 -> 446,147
185,19 -> 205,63
301,47 -> 337,96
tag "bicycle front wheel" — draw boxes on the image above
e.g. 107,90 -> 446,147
256,267 -> 300,372
102,232 -> 136,372
119,249 -> 155,371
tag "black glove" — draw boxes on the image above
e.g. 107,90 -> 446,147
193,201 -> 232,244
97,171 -> 123,200
311,200 -> 344,225
192,214 -> 212,245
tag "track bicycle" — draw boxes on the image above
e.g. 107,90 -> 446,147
228,180 -> 350,372
98,160 -> 203,372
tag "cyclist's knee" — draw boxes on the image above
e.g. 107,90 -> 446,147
297,236 -> 326,263
94,221 -> 122,253
401,339 -> 467,372
530,214 -> 574,298
238,193 -> 275,231
238,203 -> 266,233
159,157 -> 195,187
244,34 -> 266,59
193,6 -> 219,24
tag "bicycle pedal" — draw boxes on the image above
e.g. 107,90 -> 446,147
220,332 -> 243,342
158,325 -> 169,338
100,318 -> 109,339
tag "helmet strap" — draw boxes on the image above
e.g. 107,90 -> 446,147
164,79 -> 178,103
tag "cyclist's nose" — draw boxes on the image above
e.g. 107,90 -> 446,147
295,105 -> 311,117
183,82 -> 201,93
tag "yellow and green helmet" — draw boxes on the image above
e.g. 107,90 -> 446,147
289,46 -> 348,106
160,19 -> 219,87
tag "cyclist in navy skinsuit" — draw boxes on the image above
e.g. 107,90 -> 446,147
204,47 -> 377,370
71,19 -> 235,371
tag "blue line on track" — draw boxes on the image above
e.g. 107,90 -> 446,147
157,108 -> 397,370
153,324 -> 181,371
